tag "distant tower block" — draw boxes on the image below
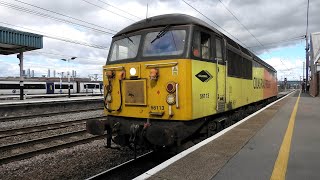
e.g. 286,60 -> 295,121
27,68 -> 31,78
31,70 -> 34,77
61,72 -> 64,78
48,69 -> 50,78
53,70 -> 56,77
72,70 -> 75,78
75,71 -> 77,78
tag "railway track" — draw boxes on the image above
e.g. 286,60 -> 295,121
0,130 -> 105,165
87,151 -> 173,180
0,108 -> 103,122
0,117 -> 107,165
0,116 -> 103,138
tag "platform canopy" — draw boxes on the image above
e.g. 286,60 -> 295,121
0,26 -> 43,55
310,32 -> 320,63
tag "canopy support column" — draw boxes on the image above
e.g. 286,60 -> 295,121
18,51 -> 24,100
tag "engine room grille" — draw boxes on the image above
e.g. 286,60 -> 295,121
124,80 -> 147,105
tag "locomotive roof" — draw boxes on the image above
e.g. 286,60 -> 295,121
114,13 -> 222,37
114,14 -> 276,72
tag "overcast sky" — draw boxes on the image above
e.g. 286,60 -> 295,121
0,0 -> 319,80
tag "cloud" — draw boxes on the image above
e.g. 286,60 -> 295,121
0,0 -> 319,80
265,57 -> 304,81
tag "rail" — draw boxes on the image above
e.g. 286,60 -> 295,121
86,151 -> 173,180
0,116 -> 104,138
0,117 -> 107,165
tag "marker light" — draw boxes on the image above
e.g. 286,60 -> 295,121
130,68 -> 137,76
106,70 -> 115,79
150,68 -> 159,80
118,70 -> 126,80
166,82 -> 176,93
166,94 -> 176,105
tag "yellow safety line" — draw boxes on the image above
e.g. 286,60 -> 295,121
270,91 -> 301,180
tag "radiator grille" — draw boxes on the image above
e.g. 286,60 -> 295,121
124,80 -> 146,105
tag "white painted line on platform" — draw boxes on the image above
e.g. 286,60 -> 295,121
133,91 -> 296,180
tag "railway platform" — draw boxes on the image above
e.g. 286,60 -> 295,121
0,96 -> 103,120
0,95 -> 103,105
0,93 -> 102,101
136,90 -> 320,180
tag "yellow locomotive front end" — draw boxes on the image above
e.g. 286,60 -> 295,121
87,14 -> 230,149
103,59 -> 192,121
102,59 -> 194,147
86,17 -> 207,148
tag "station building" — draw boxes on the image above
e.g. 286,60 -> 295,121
309,32 -> 320,96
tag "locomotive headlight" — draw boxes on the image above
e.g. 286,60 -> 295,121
129,68 -> 136,76
166,94 -> 176,105
106,93 -> 112,103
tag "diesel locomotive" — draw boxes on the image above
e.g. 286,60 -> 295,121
87,14 -> 278,149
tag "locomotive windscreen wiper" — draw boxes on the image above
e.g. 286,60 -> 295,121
151,25 -> 170,43
121,33 -> 134,44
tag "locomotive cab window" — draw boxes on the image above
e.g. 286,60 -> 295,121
143,29 -> 186,57
193,31 -> 211,60
215,38 -> 223,60
109,35 -> 141,61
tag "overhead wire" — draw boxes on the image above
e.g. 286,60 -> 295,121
13,0 -> 117,33
247,35 -> 305,48
181,0 -> 248,48
217,0 -> 263,48
0,1 -> 116,35
96,0 -> 143,20
216,0 -> 290,71
26,51 -> 107,62
81,0 -> 136,22
0,0 -> 121,77
0,21 -> 109,49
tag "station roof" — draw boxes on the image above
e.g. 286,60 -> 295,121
0,26 -> 43,55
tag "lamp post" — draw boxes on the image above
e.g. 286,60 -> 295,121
57,72 -> 62,94
61,57 -> 77,98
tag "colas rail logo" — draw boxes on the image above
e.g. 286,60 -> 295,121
195,70 -> 213,82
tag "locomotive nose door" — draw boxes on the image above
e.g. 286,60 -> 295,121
215,37 -> 226,112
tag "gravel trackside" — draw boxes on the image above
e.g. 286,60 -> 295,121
0,109 -> 142,180
0,139 -> 137,180
0,110 -> 103,131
